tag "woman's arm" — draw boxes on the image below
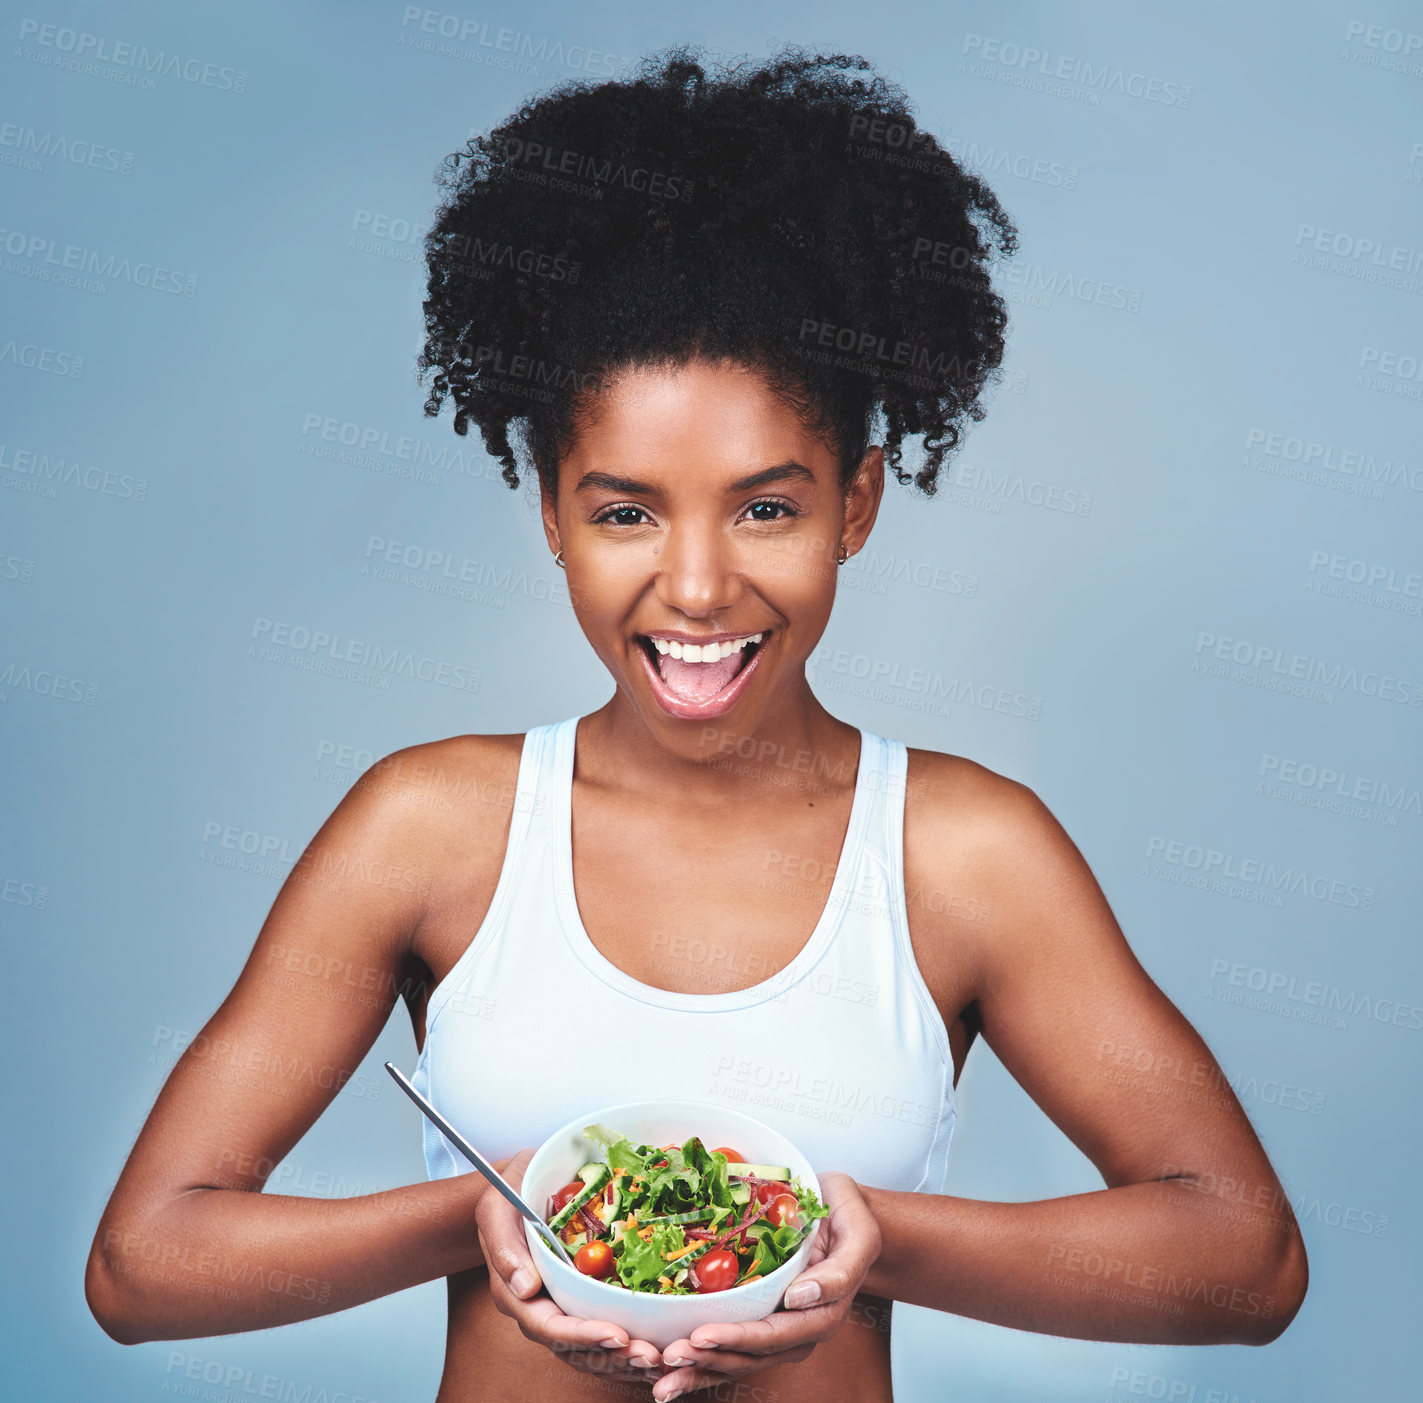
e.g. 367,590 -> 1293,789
85,745 -> 496,1343
857,771 -> 1308,1343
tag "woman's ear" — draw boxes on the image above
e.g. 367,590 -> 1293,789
842,445 -> 886,557
538,472 -> 561,558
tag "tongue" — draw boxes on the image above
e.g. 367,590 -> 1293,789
657,648 -> 744,702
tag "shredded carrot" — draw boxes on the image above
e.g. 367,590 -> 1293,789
657,1275 -> 672,1289
638,1225 -> 656,1240
662,1242 -> 702,1262
739,1272 -> 762,1284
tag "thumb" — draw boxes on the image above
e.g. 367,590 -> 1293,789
480,1148 -> 541,1297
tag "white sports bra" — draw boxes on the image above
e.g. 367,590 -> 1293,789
411,715 -> 956,1193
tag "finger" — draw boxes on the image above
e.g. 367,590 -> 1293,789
659,1335 -> 817,1374
781,1170 -> 882,1310
652,1364 -> 752,1402
486,1280 -> 642,1354
687,1299 -> 842,1355
557,1346 -> 668,1377
478,1149 -> 543,1298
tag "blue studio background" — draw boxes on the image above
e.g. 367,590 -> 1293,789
2,1 -> 1420,1399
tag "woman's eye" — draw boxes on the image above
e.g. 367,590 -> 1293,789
747,500 -> 797,521
593,505 -> 649,526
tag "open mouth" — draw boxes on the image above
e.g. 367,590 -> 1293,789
635,631 -> 768,709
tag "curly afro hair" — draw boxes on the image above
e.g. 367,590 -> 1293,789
417,45 -> 1018,497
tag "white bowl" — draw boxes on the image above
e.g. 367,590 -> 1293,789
520,1099 -> 822,1351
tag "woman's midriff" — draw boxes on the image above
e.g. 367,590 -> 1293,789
436,1265 -> 895,1402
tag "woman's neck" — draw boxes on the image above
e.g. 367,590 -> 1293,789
575,689 -> 861,809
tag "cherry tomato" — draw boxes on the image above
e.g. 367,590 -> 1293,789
549,1181 -> 584,1218
766,1194 -> 804,1230
691,1248 -> 739,1293
752,1180 -> 786,1205
574,1240 -> 615,1279
711,1146 -> 744,1163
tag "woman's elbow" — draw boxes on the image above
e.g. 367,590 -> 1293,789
1246,1227 -> 1309,1345
86,1232 -> 152,1346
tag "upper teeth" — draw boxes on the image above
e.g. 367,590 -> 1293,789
651,632 -> 764,662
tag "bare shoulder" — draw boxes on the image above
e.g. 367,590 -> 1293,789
338,732 -> 530,946
903,744 -> 1049,856
901,746 -> 1094,981
904,742 -> 1136,991
354,731 -> 527,842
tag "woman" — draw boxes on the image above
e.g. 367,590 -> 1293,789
86,47 -> 1307,1403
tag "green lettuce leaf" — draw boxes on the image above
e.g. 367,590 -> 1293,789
616,1221 -> 688,1292
582,1123 -> 650,1177
792,1176 -> 830,1226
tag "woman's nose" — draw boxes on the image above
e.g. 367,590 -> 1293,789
652,527 -> 743,618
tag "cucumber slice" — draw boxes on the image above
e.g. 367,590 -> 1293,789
725,1162 -> 791,1181
638,1209 -> 714,1226
549,1164 -> 611,1230
729,1183 -> 751,1206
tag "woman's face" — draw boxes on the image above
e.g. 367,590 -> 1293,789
541,358 -> 883,751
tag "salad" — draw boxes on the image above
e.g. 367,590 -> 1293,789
541,1123 -> 828,1295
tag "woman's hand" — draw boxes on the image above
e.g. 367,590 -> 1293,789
648,1170 -> 884,1402
477,1150 -> 667,1385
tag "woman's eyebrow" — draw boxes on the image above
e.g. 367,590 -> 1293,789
573,461 -> 818,495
